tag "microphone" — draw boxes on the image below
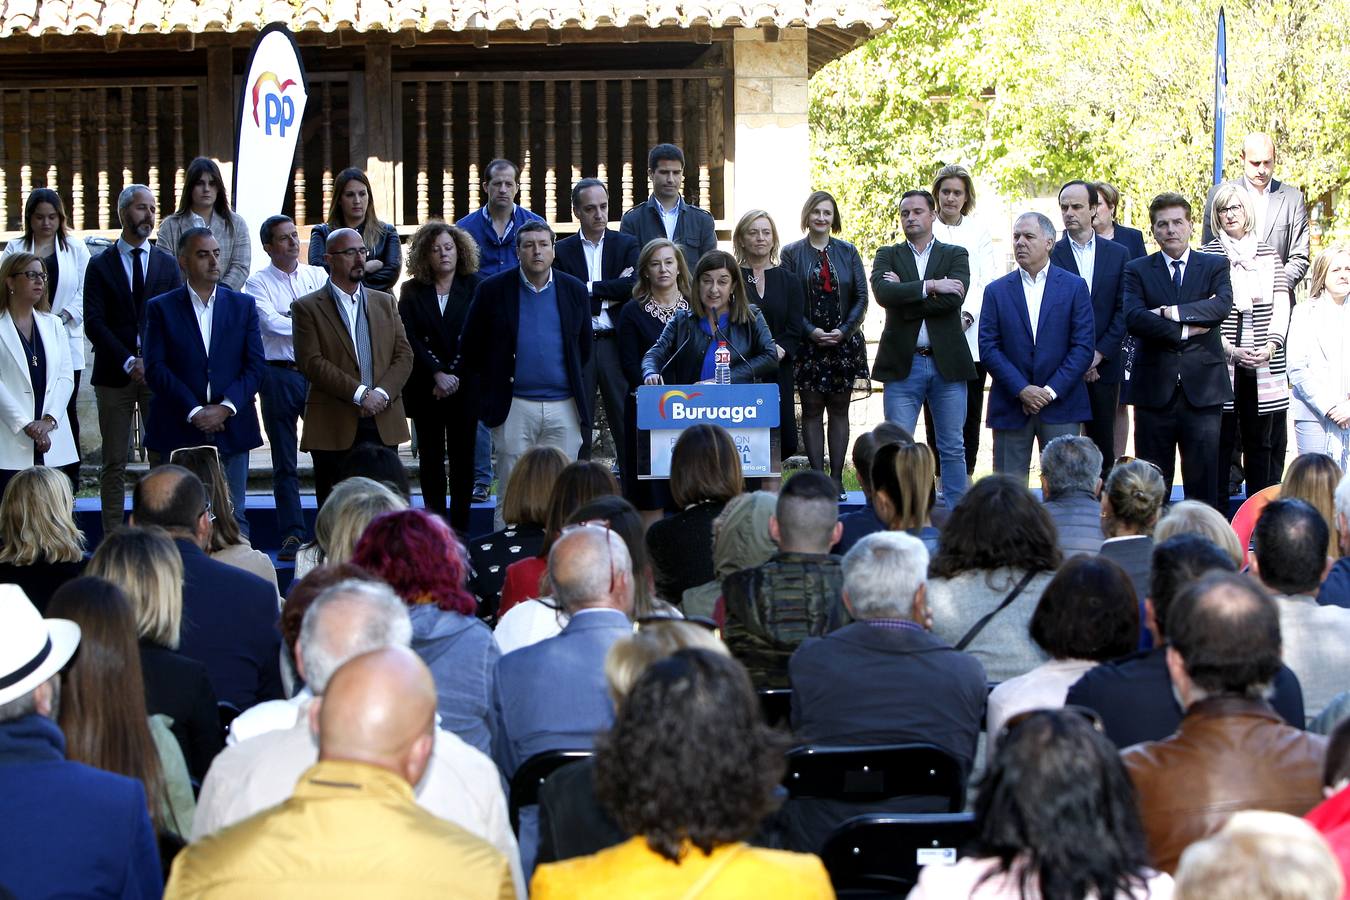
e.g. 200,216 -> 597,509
657,332 -> 693,380
714,322 -> 759,384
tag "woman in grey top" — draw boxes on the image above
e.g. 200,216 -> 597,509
155,157 -> 251,290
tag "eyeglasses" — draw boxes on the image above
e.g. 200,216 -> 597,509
199,498 -> 216,523
633,615 -> 721,639
1217,204 -> 1245,216
329,247 -> 370,259
17,270 -> 48,283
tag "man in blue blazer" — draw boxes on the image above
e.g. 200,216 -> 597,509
1124,193 -> 1234,510
979,212 -> 1096,483
619,143 -> 717,271
554,178 -> 640,464
491,526 -> 634,870
144,227 -> 266,534
1052,180 -> 1130,478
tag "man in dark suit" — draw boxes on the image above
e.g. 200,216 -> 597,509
1124,193 -> 1234,509
870,189 -> 973,507
554,178 -> 639,464
452,221 -> 592,525
786,531 -> 986,851
130,465 -> 282,709
143,227 -> 266,535
980,212 -> 1096,483
619,143 -> 717,271
84,184 -> 183,538
1052,180 -> 1130,477
292,227 -> 413,508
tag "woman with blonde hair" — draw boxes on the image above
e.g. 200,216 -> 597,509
292,476 -> 408,580
307,167 -> 402,291
0,464 -> 85,612
88,527 -> 222,783
1282,453 -> 1343,560
1099,459 -> 1169,603
1289,244 -> 1350,468
1154,500 -> 1244,567
870,440 -> 940,552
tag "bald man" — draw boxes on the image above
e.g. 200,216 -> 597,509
293,226 -> 413,507
166,647 -> 515,899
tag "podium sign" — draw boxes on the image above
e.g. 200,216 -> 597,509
636,384 -> 781,479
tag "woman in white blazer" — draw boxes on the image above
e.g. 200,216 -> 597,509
0,252 -> 77,497
1287,244 -> 1350,468
1,189 -> 89,479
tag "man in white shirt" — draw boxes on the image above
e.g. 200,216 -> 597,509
194,578 -> 525,897
244,215 -> 329,558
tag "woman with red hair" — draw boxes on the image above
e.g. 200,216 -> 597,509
350,509 -> 497,755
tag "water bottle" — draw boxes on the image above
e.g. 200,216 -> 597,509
715,342 -> 732,385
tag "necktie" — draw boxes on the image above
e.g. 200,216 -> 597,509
354,295 -> 374,387
1171,259 -> 1183,292
131,247 -> 145,306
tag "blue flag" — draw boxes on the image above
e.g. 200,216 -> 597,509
1213,7 -> 1227,185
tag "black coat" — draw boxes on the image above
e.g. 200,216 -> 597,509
139,639 -> 224,783
1050,236 -> 1130,383
397,274 -> 481,419
84,243 -> 182,388
553,230 -> 641,316
781,237 -> 869,340
640,308 -> 778,385
619,198 -> 717,272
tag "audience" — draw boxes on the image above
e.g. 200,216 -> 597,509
1039,434 -> 1105,557
986,556 -> 1139,742
88,526 -> 223,783
684,490 -> 777,618
646,424 -> 745,604
1320,469 -> 1350,608
1098,458 -> 1169,604
191,578 -> 523,894
1122,571 -> 1326,873
1067,534 -> 1305,748
1153,500 -> 1244,567
926,475 -> 1061,682
350,509 -> 497,754
0,466 -> 86,613
129,466 -> 283,709
1175,811 -> 1344,900
339,441 -> 414,500
1251,498 -> 1350,724
531,649 -> 833,898
910,708 -> 1173,898
1283,452 -> 1343,562
47,577 -> 196,844
0,585 -> 162,898
468,445 -> 570,619
1306,717 -> 1350,889
293,476 -> 408,581
870,440 -> 941,552
167,647 -> 516,899
832,422 -> 913,555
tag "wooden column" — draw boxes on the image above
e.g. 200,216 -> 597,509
646,80 -> 658,151
467,84 -> 480,196
204,47 -> 235,193
519,81 -> 532,209
441,82 -> 455,221
595,81 -> 607,184
415,81 -> 429,223
620,81 -> 633,210
321,82 -> 334,214
44,91 -> 57,188
119,87 -> 133,192
20,91 -> 32,201
146,89 -> 160,205
673,79 -> 685,147
570,79 -> 582,187
96,89 -> 110,229
70,92 -> 84,229
362,43 -> 396,226
172,87 -> 186,203
543,81 -> 555,221
292,137 -> 307,225
0,91 -> 7,229
492,81 -> 505,161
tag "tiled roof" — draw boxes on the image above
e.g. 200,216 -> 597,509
0,0 -> 892,37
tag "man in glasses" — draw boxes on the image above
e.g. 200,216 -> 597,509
292,227 -> 413,507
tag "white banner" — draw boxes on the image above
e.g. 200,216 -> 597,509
235,24 -> 308,275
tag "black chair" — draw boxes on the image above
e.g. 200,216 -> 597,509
218,700 -> 243,742
509,749 -> 594,834
782,743 -> 964,811
820,812 -> 977,897
758,687 -> 792,728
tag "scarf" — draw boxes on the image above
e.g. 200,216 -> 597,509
1218,231 -> 1273,324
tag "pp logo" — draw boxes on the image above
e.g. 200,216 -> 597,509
251,72 -> 298,137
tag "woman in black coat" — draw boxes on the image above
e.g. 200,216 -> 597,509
398,222 -> 483,534
308,167 -> 403,291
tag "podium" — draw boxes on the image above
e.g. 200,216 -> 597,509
635,383 -> 782,479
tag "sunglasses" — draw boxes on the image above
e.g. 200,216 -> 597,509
1113,455 -> 1164,476
634,615 -> 721,640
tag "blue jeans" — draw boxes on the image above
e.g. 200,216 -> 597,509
258,364 -> 307,541
220,449 -> 250,538
883,354 -> 969,508
474,421 -> 494,489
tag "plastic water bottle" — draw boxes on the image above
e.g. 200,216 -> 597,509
715,342 -> 732,385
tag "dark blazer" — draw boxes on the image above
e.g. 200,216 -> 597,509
619,197 -> 717,270
1066,646 -> 1306,749
1097,534 -> 1154,604
744,267 -> 806,356
640,308 -> 777,385
1203,178 -> 1310,285
782,237 -> 869,340
869,239 -> 974,383
84,242 -> 182,387
142,286 -> 266,456
172,538 -> 283,710
1124,250 -> 1234,409
0,558 -> 85,614
537,759 -> 624,865
307,222 -> 403,291
397,274 -> 482,418
553,230 -> 641,316
1105,225 -> 1148,261
979,266 -> 1095,430
139,639 -> 223,783
1051,236 -> 1130,383
453,268 -> 593,430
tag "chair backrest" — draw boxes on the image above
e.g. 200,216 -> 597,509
1231,484 -> 1281,567
820,812 -> 977,895
218,700 -> 243,742
783,743 -> 965,811
509,749 -> 595,834
758,687 -> 792,728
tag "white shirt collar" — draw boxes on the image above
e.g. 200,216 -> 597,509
519,268 -> 555,294
1019,264 -> 1050,285
1245,177 -> 1271,196
908,236 -> 935,257
118,236 -> 150,254
580,231 -> 605,250
267,262 -> 301,279
1068,232 -> 1095,252
1163,248 -> 1192,269
332,282 -> 363,305
188,284 -> 216,308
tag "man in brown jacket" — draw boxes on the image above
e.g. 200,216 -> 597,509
1122,571 -> 1326,873
293,227 -> 413,505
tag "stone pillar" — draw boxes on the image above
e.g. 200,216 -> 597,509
732,28 -> 809,241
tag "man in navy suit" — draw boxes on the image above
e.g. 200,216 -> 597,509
1052,181 -> 1129,477
619,143 -> 717,271
1125,193 -> 1234,510
554,178 -> 640,464
84,184 -> 183,538
143,227 -> 266,535
979,212 -> 1096,483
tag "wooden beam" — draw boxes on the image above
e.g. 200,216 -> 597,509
399,29 -> 417,48
763,26 -> 780,42
546,29 -> 562,46
204,46 -> 235,190
102,31 -> 121,53
363,42 -> 397,222
473,29 -> 489,49
177,32 -> 196,52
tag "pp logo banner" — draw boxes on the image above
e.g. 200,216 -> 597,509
251,72 -> 298,137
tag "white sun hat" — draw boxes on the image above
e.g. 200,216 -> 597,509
0,584 -> 80,707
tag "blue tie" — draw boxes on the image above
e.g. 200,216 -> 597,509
1171,259 -> 1183,292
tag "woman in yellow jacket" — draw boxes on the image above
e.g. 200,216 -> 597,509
530,648 -> 833,899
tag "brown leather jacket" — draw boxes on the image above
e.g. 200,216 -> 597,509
1122,695 -> 1327,873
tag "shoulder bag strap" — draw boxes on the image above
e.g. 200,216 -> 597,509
953,571 -> 1037,652
679,844 -> 748,900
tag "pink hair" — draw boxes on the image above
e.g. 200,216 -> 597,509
350,509 -> 476,615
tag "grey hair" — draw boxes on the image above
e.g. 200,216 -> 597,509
1015,211 -> 1057,241
298,578 -> 413,695
841,531 -> 929,620
550,525 -> 632,612
1040,435 -> 1103,500
0,686 -> 39,723
117,184 -> 151,214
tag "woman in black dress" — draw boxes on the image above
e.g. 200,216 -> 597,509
781,191 -> 870,497
397,221 -> 482,534
734,210 -> 805,462
617,238 -> 691,524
